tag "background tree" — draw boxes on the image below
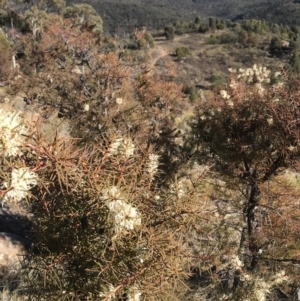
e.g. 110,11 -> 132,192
208,17 -> 216,31
289,52 -> 300,73
63,3 -> 103,33
164,24 -> 175,40
194,16 -> 201,25
198,22 -> 209,33
269,36 -> 283,56
290,35 -> 300,53
216,18 -> 226,30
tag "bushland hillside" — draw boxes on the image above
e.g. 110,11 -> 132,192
67,0 -> 300,34
0,2 -> 300,301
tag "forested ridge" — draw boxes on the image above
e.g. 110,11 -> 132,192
66,0 -> 300,34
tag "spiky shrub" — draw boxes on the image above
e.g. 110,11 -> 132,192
0,11 -> 212,299
0,105 -> 211,300
186,65 -> 300,300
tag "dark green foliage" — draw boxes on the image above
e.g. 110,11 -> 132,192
68,1 -> 194,34
194,16 -> 201,24
290,36 -> 300,53
292,25 -> 300,35
270,73 -> 281,84
165,24 -> 175,40
175,46 -> 191,60
238,29 -> 248,45
269,36 -> 283,56
182,85 -> 198,102
236,29 -> 259,47
218,32 -> 238,44
144,32 -> 155,48
207,34 -> 219,44
271,23 -> 281,35
206,29 -> 259,47
216,19 -> 226,30
198,22 -> 209,33
240,19 -> 269,34
174,22 -> 187,35
209,72 -> 225,88
63,3 -> 103,33
208,17 -> 216,31
136,36 -> 154,49
7,0 -> 298,35
290,52 -> 300,73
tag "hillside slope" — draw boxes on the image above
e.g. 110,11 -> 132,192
66,0 -> 297,34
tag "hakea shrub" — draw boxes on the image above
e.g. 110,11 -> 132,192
186,65 -> 300,300
0,105 -> 209,300
2,14 -> 208,299
194,64 -> 299,176
8,12 -> 184,155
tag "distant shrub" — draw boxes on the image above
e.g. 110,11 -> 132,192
218,32 -> 238,44
175,46 -> 191,60
144,32 -> 155,48
63,4 -> 103,33
269,36 -> 283,56
209,17 -> 216,31
210,72 -> 226,88
165,24 -> 175,40
207,35 -> 219,44
195,16 -> 201,24
216,20 -> 226,30
198,22 -> 209,33
182,85 -> 198,102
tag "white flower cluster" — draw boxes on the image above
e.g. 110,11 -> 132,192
83,103 -> 90,112
220,294 -> 232,301
267,117 -> 273,125
0,109 -> 28,157
230,64 -> 271,84
227,64 -> 273,96
108,137 -> 135,158
102,186 -> 121,201
254,271 -> 288,301
3,167 -> 38,203
146,154 -> 159,176
229,255 -> 243,269
127,286 -> 142,301
239,270 -> 288,301
103,186 -> 141,236
274,71 -> 281,77
99,284 -> 141,301
99,284 -> 117,301
220,90 -> 230,100
170,180 -> 186,199
219,90 -> 234,107
116,97 -> 123,105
